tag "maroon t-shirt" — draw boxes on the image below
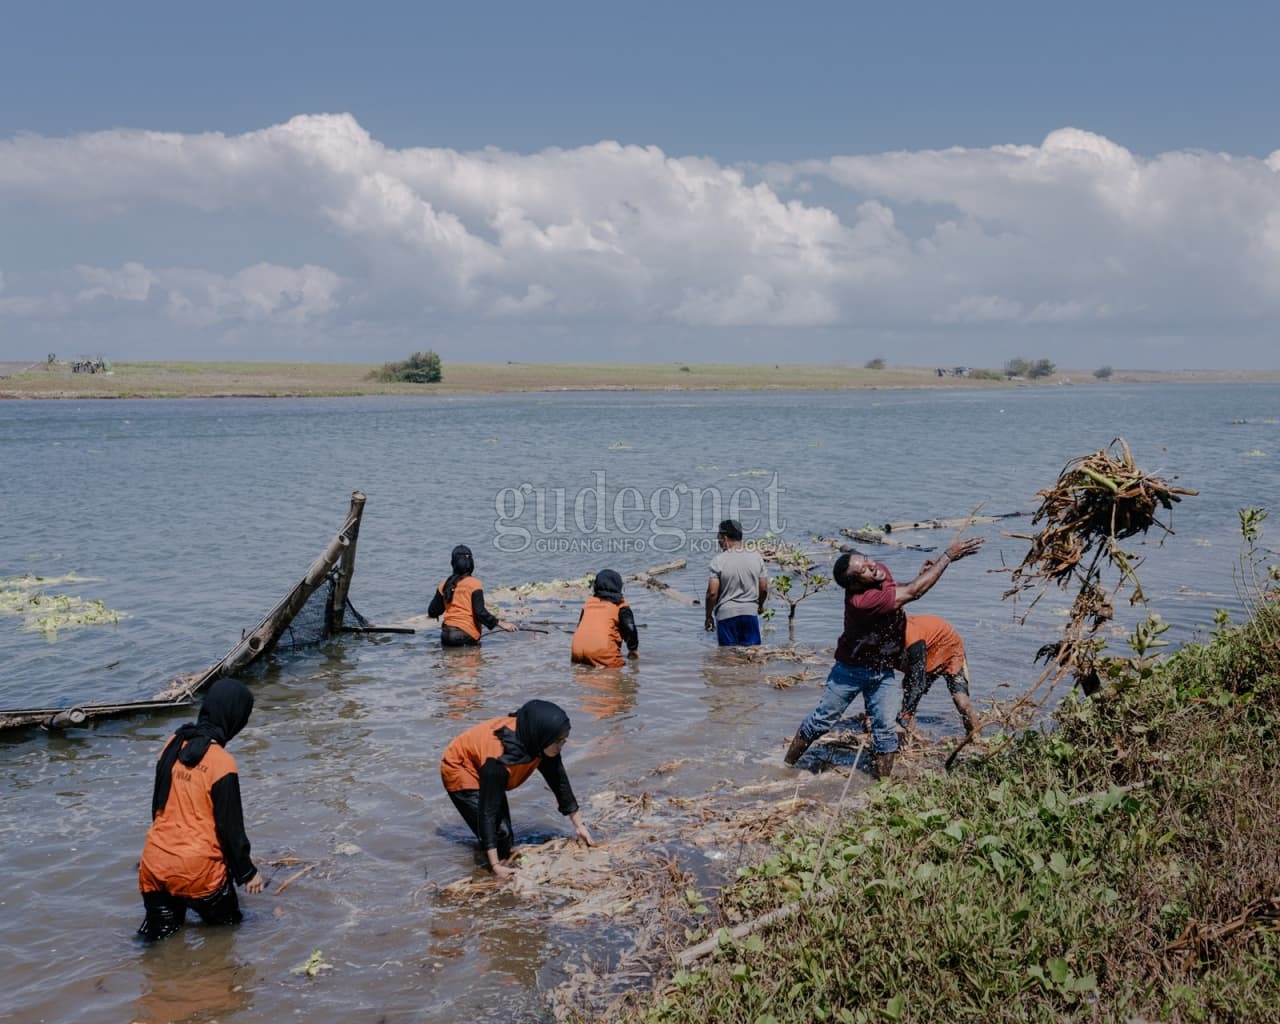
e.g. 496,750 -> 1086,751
833,562 -> 907,669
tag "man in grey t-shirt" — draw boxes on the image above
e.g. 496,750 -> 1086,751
704,519 -> 768,646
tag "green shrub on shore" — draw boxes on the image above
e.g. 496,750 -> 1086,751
610,555 -> 1280,1023
368,350 -> 443,383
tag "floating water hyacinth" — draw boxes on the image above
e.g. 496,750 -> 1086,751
0,574 -> 125,638
291,950 -> 334,977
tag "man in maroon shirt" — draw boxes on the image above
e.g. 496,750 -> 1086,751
783,535 -> 984,779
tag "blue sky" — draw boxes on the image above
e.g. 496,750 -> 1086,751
2,1 -> 1278,368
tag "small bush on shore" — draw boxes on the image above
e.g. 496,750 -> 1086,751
368,350 -> 443,383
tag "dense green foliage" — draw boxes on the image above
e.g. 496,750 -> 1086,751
1005,357 -> 1057,379
612,596 -> 1280,1023
1094,365 -> 1114,380
369,350 -> 443,383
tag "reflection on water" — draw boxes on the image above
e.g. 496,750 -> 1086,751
1,384 -> 1277,1022
437,645 -> 491,721
571,661 -> 640,720
131,933 -> 257,1024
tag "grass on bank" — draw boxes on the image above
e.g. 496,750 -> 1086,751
4,360 -> 1272,399
603,584 -> 1280,1022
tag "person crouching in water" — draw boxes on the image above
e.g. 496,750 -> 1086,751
137,677 -> 265,941
440,699 -> 594,878
571,569 -> 639,668
427,544 -> 517,646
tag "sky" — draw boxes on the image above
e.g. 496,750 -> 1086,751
2,1 -> 1278,369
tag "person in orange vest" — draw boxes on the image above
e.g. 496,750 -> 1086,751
427,544 -> 517,646
136,678 -> 265,941
897,614 -> 978,735
571,569 -> 639,668
440,699 -> 594,878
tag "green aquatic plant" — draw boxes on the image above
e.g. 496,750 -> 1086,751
0,574 -> 125,638
291,949 -> 334,977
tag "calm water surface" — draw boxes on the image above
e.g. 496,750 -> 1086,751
1,384 -> 1277,1023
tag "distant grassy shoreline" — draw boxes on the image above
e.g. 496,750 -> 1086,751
1,360 -> 1277,399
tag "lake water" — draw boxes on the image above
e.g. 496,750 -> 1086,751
1,384 -> 1277,1023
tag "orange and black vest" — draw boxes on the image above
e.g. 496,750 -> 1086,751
904,615 -> 966,677
139,741 -> 240,898
571,597 -> 630,668
439,576 -> 485,640
439,716 -> 542,794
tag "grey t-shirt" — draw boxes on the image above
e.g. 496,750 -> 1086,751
708,547 -> 766,620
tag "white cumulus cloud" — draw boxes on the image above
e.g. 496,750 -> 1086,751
1,115 -> 1278,365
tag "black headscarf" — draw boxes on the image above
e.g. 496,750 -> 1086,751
592,569 -> 625,605
497,699 -> 571,764
153,677 -> 255,816
442,544 -> 475,603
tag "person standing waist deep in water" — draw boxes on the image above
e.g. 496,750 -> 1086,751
427,545 -> 517,646
571,569 -> 639,668
136,677 -> 265,942
704,519 -> 768,647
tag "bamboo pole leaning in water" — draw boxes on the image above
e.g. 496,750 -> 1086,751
326,491 -> 366,637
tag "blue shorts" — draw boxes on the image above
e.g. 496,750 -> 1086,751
716,614 -> 761,647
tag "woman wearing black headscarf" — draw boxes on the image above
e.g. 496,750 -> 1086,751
136,678 -> 264,941
571,569 -> 639,667
440,699 -> 594,877
426,544 -> 517,646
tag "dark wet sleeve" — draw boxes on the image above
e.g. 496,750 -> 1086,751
618,606 -> 639,651
471,588 -> 500,630
536,755 -> 580,817
210,772 -> 258,886
477,759 -> 511,850
427,587 -> 445,619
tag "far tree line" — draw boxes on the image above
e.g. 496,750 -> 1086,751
865,356 -> 1115,380
370,350 -> 1116,386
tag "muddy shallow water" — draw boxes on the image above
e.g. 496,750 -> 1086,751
1,384 -> 1276,1022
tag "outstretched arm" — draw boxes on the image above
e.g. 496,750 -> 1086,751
893,536 -> 985,608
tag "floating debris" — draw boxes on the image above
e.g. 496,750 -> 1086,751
290,949 -> 334,977
0,574 -> 124,638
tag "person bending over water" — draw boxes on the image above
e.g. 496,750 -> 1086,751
440,699 -> 593,877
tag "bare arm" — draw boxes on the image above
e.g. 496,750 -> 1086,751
892,536 -> 985,609
704,577 -> 720,631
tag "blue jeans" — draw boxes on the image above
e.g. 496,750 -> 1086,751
798,661 -> 901,754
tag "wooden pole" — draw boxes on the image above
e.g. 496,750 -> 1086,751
327,490 -> 366,636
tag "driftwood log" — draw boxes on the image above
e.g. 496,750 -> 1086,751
880,511 -> 1027,533
626,559 -> 700,605
838,527 -> 935,552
